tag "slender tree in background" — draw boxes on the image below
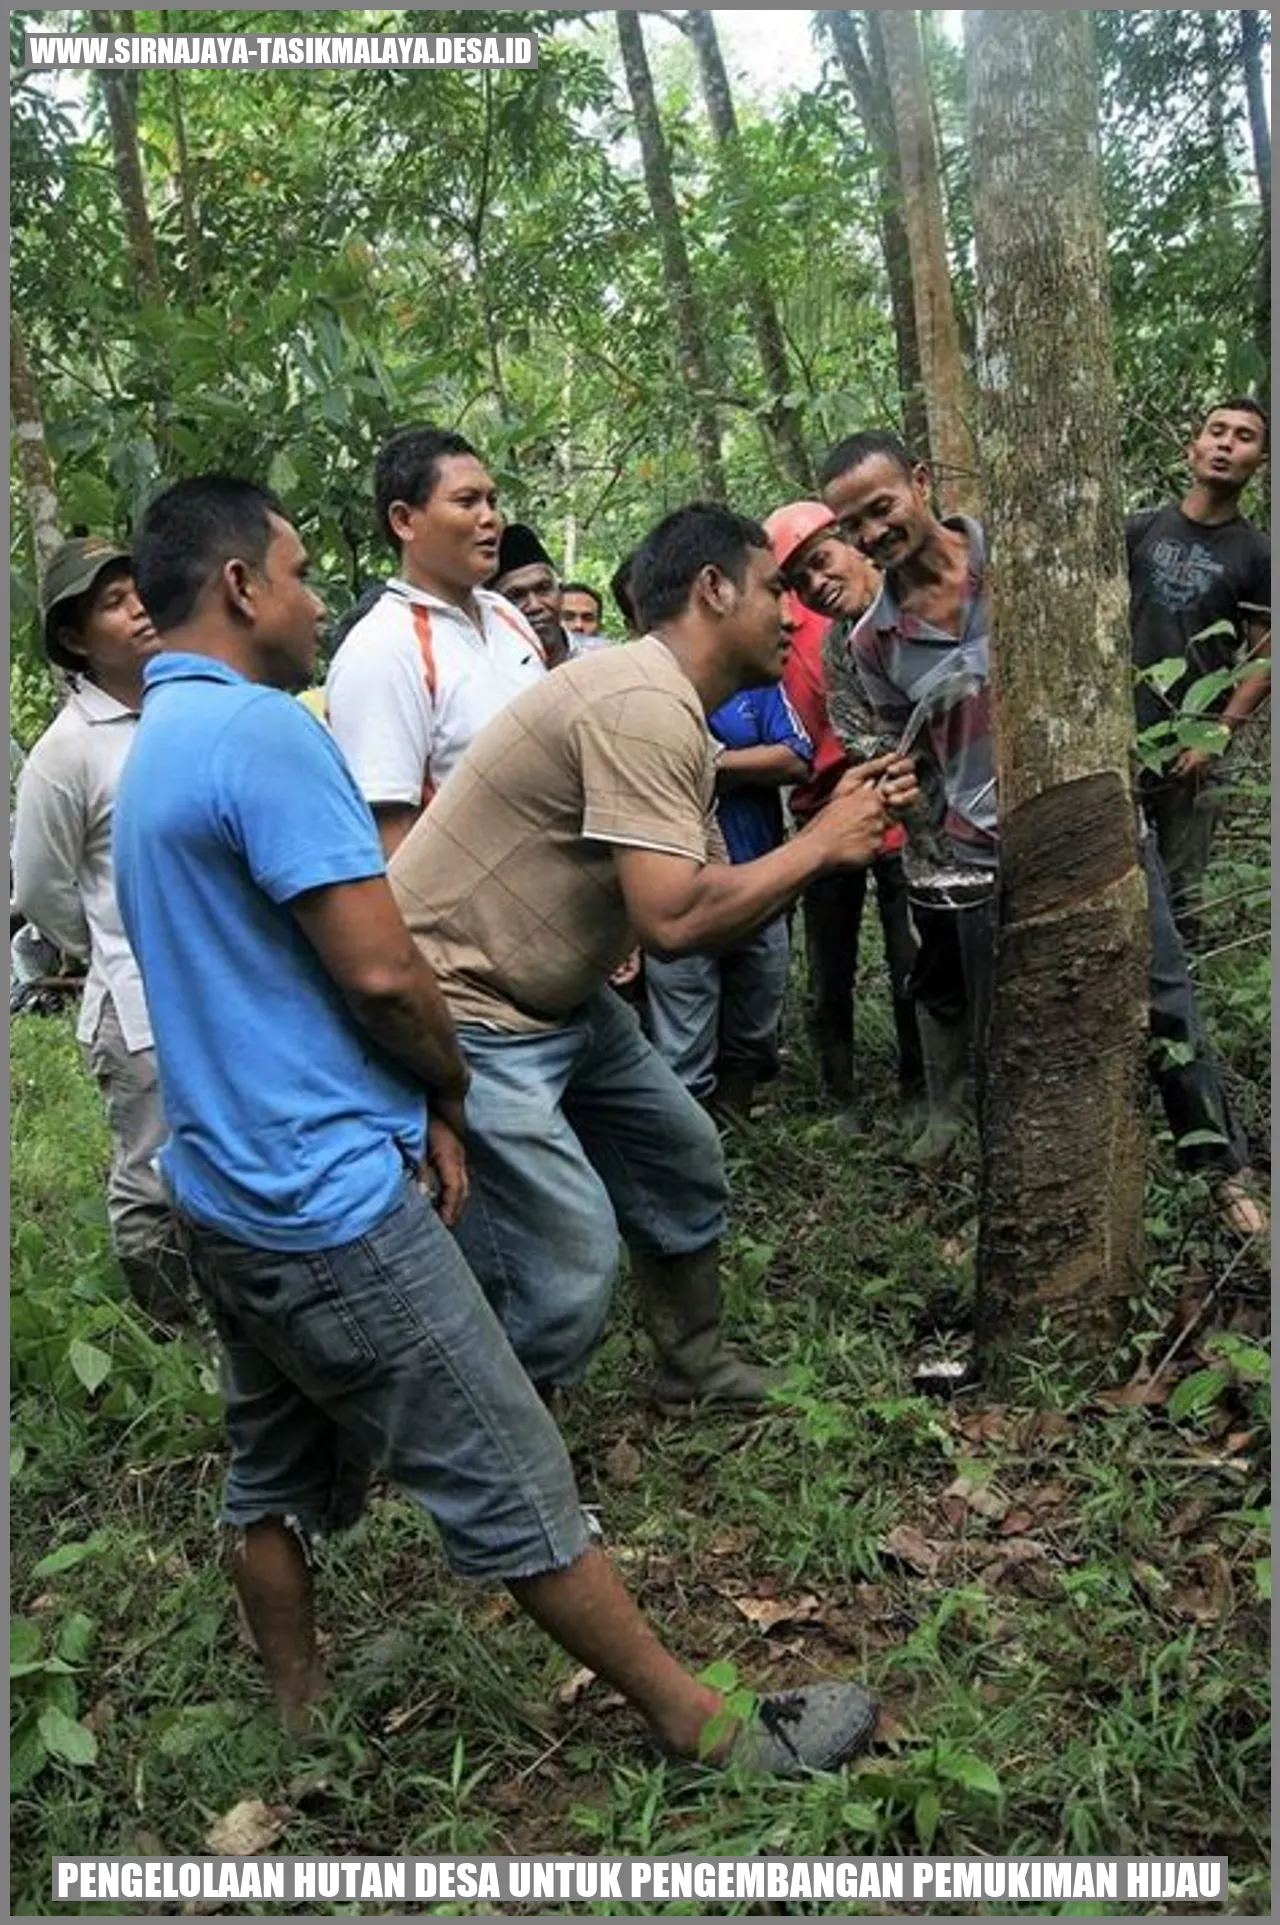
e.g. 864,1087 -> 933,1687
684,9 -> 815,491
1239,10 -> 1270,401
821,11 -> 927,456
616,10 -> 726,498
88,9 -> 164,303
879,9 -> 977,513
11,318 -> 62,575
966,9 -> 1148,1373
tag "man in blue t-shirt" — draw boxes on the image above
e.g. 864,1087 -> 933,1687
644,681 -> 813,1115
111,474 -> 880,1773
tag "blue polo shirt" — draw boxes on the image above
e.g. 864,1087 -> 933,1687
113,653 -> 425,1252
708,685 -> 813,864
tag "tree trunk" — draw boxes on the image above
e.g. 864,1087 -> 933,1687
89,10 -> 163,303
616,11 -> 726,499
1239,11 -> 1270,400
880,9 -> 978,513
161,12 -> 203,301
966,10 -> 1148,1374
686,10 -> 815,492
824,11 -> 928,456
11,318 -> 63,575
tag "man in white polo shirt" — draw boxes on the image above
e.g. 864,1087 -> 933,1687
326,427 -> 546,854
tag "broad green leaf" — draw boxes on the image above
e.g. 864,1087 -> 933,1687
56,1612 -> 97,1665
10,1714 -> 47,1789
37,1703 -> 98,1768
10,1441 -> 25,1479
10,1619 -> 41,1667
1136,656 -> 1188,696
936,1749 -> 1003,1798
68,1338 -> 111,1394
1167,1368 -> 1227,1423
31,1540 -> 93,1578
914,1786 -> 940,1849
1254,1559 -> 1271,1601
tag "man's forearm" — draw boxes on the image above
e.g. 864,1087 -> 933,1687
346,963 -> 470,1100
646,831 -> 829,958
715,745 -> 809,791
1222,653 -> 1271,731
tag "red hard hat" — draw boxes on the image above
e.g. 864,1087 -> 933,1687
762,500 -> 839,570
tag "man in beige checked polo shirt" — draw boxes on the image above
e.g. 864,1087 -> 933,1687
390,503 -> 918,1412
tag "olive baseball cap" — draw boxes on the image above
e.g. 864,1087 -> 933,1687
40,536 -> 132,651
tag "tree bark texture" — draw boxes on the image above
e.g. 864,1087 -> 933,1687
880,9 -> 978,514
1239,11 -> 1270,399
616,11 -> 727,499
686,10 -> 815,492
89,10 -> 164,302
11,318 -> 63,575
966,10 -> 1148,1371
824,11 -> 928,456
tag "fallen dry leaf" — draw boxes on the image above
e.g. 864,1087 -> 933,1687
1093,1375 -> 1172,1409
848,1583 -> 896,1621
944,1473 -> 1009,1522
872,1705 -> 908,1744
1171,1550 -> 1233,1624
998,1507 -> 1037,1537
604,1438 -> 642,1486
880,1525 -> 942,1575
204,1799 -> 291,1856
554,1665 -> 598,1708
1165,1497 -> 1217,1539
954,1407 -> 1011,1445
707,1525 -> 755,1559
998,1556 -> 1060,1601
82,1696 -> 116,1734
731,1593 -> 823,1634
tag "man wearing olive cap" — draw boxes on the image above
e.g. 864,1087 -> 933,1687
12,537 -> 192,1327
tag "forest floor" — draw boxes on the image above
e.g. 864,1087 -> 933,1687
10,777 -> 1271,1917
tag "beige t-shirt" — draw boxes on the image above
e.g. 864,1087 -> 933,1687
390,635 -> 716,1030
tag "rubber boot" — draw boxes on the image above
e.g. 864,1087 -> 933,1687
118,1246 -> 197,1336
628,1241 -> 778,1416
710,1068 -> 758,1121
905,1011 -> 970,1168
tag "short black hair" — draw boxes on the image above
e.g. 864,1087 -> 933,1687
629,504 -> 770,628
45,561 -> 134,675
134,476 -> 288,633
1196,396 -> 1269,453
818,430 -> 917,490
611,551 -> 640,631
561,580 -> 603,616
374,426 -> 478,550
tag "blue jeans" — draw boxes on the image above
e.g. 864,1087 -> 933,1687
454,990 -> 729,1386
643,915 -> 790,1101
181,1181 -> 591,1580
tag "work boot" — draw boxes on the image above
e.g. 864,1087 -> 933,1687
817,1037 -> 856,1104
905,1011 -> 970,1168
628,1241 -> 778,1416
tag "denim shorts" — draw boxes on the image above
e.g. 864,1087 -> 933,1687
179,1181 -> 591,1580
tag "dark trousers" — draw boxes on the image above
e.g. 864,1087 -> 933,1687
801,852 -> 922,1096
910,840 -> 1244,1177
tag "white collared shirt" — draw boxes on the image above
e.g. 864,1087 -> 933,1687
12,680 -> 151,1051
325,579 -> 547,807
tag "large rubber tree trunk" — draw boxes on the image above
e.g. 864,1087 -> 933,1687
966,10 -> 1149,1373
823,11 -> 928,457
685,10 -> 814,492
1239,11 -> 1270,403
89,10 -> 164,303
616,11 -> 726,499
11,318 -> 62,576
879,9 -> 978,514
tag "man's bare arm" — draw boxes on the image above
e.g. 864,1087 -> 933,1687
617,755 -> 917,957
290,874 -> 469,1102
1223,612 -> 1271,731
372,802 -> 422,860
715,744 -> 810,791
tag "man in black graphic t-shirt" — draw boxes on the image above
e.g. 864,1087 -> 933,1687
1127,397 -> 1270,941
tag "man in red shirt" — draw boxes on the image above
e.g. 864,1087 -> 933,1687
766,502 -> 922,1122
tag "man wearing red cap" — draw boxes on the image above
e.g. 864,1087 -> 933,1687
764,503 -> 922,1124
